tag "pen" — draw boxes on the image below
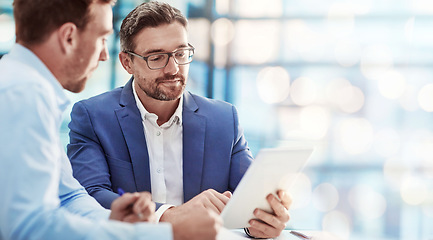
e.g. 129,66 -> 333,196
118,187 -> 125,196
117,187 -> 144,220
290,230 -> 312,240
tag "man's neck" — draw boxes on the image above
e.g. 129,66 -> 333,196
18,40 -> 63,85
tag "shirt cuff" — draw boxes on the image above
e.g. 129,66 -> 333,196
155,204 -> 175,222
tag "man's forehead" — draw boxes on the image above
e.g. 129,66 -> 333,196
134,23 -> 188,51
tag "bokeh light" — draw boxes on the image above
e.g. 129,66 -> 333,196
299,106 -> 330,140
210,18 -> 235,67
233,20 -> 280,64
211,18 -> 235,46
400,175 -> 428,205
377,69 -> 407,100
338,86 -> 365,113
256,66 -> 290,104
290,77 -> 317,106
326,77 -> 351,104
312,183 -> 339,212
325,78 -> 364,113
417,83 -> 433,112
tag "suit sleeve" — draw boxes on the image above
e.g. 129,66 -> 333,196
229,105 -> 253,192
67,101 -> 119,209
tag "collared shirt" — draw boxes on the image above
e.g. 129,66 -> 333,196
132,82 -> 184,215
0,44 -> 172,240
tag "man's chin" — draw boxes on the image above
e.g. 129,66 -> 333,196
153,89 -> 184,101
156,84 -> 185,100
63,78 -> 88,93
157,93 -> 183,101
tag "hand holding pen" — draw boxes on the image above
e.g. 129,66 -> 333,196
108,188 -> 156,223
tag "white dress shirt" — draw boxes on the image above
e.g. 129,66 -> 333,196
132,83 -> 184,218
0,44 -> 172,240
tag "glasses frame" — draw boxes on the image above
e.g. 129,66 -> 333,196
126,43 -> 195,70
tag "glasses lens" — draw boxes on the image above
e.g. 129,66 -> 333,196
147,54 -> 169,69
146,48 -> 194,69
174,49 -> 194,64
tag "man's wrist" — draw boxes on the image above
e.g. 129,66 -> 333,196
156,204 -> 175,222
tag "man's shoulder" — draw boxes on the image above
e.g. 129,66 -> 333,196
0,56 -> 55,100
0,55 -> 43,88
185,92 -> 237,121
187,91 -> 233,108
77,86 -> 124,107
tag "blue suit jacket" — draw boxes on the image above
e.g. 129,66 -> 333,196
67,79 -> 253,209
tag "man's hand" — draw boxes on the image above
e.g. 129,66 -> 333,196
160,189 -> 231,222
160,189 -> 230,240
109,192 -> 156,223
171,207 -> 222,240
247,190 -> 292,238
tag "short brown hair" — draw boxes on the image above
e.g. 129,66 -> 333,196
13,0 -> 116,45
119,1 -> 187,52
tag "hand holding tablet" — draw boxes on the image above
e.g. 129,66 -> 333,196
221,146 -> 314,229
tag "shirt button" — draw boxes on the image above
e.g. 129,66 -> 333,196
157,168 -> 162,173
156,131 -> 161,136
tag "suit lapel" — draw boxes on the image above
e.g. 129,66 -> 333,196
182,92 -> 206,202
115,78 -> 152,192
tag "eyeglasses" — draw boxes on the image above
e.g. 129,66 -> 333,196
126,44 -> 195,70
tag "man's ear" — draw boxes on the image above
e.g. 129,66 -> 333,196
119,52 -> 134,74
57,22 -> 78,54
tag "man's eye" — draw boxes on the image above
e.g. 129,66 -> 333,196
149,55 -> 165,62
175,52 -> 186,58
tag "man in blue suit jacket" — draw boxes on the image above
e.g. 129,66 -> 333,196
68,2 -> 292,239
68,78 -> 251,209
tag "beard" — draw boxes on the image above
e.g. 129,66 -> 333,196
137,73 -> 186,101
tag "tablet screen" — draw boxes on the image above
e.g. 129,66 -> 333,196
221,146 -> 314,229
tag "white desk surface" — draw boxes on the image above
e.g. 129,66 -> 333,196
218,228 -> 341,240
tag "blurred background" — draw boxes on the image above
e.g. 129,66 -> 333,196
2,0 -> 433,239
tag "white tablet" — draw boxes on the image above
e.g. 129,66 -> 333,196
221,146 -> 314,229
